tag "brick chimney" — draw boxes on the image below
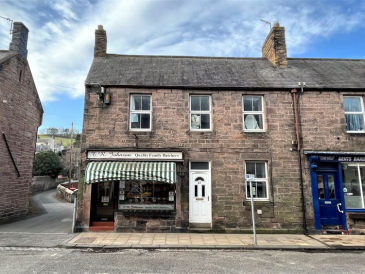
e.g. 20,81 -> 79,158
94,25 -> 107,58
9,22 -> 29,59
262,22 -> 287,68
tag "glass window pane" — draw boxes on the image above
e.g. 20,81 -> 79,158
345,114 -> 364,131
201,96 -> 210,111
140,114 -> 150,129
191,114 -> 201,129
202,185 -> 205,197
328,175 -> 336,199
244,114 -> 262,130
132,96 -> 141,110
191,97 -> 200,111
256,163 -> 266,178
131,114 -> 140,128
201,114 -> 210,129
195,185 -> 198,197
142,96 -> 151,110
317,175 -> 324,199
246,163 -> 255,175
344,97 -> 362,112
247,181 -> 267,198
243,97 -> 253,111
191,162 -> 209,170
252,96 -> 262,111
343,165 -> 363,208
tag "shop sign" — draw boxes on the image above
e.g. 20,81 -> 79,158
318,156 -> 365,162
88,151 -> 183,160
118,204 -> 175,210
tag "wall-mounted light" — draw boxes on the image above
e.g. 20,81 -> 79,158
89,83 -> 111,104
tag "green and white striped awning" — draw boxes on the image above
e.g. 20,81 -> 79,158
84,162 -> 176,184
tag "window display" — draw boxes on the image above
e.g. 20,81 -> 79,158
342,163 -> 365,209
118,180 -> 175,210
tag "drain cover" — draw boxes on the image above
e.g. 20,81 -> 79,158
75,237 -> 97,244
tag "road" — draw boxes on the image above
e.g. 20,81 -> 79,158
1,249 -> 365,274
0,189 -> 75,247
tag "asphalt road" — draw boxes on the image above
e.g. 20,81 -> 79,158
0,189 -> 75,247
1,249 -> 365,274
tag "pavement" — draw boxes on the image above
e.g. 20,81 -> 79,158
61,232 -> 365,250
1,189 -> 365,251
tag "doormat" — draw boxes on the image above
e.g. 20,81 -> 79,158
75,237 -> 97,244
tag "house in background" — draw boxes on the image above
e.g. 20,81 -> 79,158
0,22 -> 43,222
76,23 -> 365,234
36,137 -> 64,154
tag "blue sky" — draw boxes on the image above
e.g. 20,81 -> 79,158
1,0 -> 365,132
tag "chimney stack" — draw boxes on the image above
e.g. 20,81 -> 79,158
9,22 -> 29,59
94,25 -> 107,58
262,22 -> 288,68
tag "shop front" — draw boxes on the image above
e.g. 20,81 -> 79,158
306,151 -> 365,232
84,150 -> 184,232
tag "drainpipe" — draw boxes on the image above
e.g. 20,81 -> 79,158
291,89 -> 308,235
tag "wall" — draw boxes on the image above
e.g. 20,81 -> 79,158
0,55 -> 43,222
78,87 -> 304,232
31,176 -> 59,194
56,184 -> 76,203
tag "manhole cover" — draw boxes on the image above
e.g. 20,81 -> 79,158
75,237 -> 97,244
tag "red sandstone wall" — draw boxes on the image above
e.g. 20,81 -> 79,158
0,55 -> 43,222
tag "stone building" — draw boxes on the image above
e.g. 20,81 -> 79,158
76,23 -> 365,234
0,23 -> 43,222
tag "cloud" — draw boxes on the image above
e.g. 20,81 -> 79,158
1,0 -> 365,103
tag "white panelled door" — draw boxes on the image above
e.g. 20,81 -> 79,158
189,171 -> 211,223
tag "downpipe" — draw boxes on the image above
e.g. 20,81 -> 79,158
291,89 -> 308,235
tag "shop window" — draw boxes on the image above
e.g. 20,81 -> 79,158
190,95 -> 211,131
344,96 -> 365,132
130,95 -> 152,130
342,164 -> 365,209
245,162 -> 268,200
118,180 -> 175,210
243,96 -> 264,131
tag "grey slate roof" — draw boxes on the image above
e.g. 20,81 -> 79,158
85,54 -> 365,90
0,50 -> 16,64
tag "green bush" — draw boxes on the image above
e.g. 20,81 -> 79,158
33,151 -> 64,179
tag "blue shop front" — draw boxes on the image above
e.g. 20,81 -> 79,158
305,151 -> 365,232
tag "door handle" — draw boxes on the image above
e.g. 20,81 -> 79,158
337,203 -> 344,213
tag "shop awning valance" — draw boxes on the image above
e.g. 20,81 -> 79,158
84,161 -> 176,184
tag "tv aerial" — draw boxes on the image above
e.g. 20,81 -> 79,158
0,15 -> 13,35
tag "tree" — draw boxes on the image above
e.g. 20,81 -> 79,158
74,134 -> 81,148
33,151 -> 64,179
47,127 -> 58,137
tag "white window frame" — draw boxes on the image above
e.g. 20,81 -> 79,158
245,161 -> 269,201
190,95 -> 212,131
344,96 -> 365,133
129,94 -> 152,131
242,95 -> 265,132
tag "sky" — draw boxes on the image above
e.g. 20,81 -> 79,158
1,0 -> 365,132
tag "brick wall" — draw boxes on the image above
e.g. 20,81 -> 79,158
79,87 -> 306,232
0,55 -> 43,222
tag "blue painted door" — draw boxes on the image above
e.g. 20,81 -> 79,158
316,173 -> 343,226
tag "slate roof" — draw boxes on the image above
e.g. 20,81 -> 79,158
85,54 -> 365,90
0,50 -> 16,64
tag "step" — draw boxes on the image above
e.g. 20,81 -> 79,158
321,229 -> 349,235
91,222 -> 114,227
89,226 -> 114,232
189,223 -> 212,229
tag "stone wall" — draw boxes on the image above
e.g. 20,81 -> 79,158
0,55 -> 43,222
56,184 -> 76,203
31,176 -> 60,194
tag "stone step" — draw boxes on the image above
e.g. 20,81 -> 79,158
89,226 -> 114,232
91,222 -> 114,227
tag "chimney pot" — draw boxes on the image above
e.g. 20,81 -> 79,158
9,22 -> 29,60
262,22 -> 287,68
94,25 -> 107,58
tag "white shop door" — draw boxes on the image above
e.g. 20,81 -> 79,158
189,171 -> 211,223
